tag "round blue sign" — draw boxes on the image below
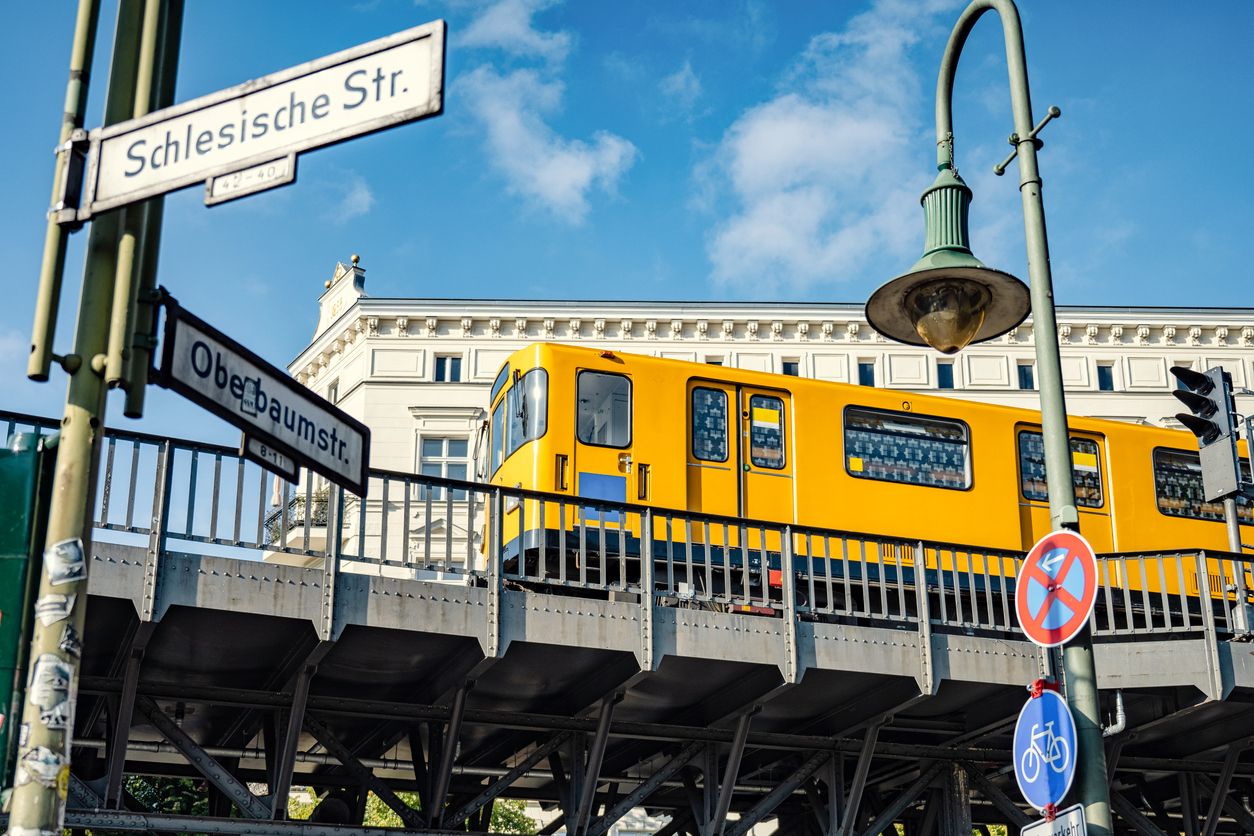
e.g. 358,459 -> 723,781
1012,689 -> 1077,810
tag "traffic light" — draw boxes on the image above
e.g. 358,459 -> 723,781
1171,366 -> 1235,443
1170,365 -> 1240,501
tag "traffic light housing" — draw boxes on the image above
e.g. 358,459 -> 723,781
1171,365 -> 1240,500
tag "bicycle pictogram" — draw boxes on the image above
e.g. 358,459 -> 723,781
1018,720 -> 1072,783
1012,688 -> 1078,811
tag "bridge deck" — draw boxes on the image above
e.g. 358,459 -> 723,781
6,409 -> 1254,834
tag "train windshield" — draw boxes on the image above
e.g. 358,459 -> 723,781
491,368 -> 548,474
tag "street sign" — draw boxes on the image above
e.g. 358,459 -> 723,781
155,294 -> 369,496
205,154 -> 297,206
1013,689 -> 1078,811
1015,529 -> 1098,648
241,434 -> 300,484
62,20 -> 445,222
1021,803 -> 1085,836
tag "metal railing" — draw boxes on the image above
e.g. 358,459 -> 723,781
4,409 -> 1251,643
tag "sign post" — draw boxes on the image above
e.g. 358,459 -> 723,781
155,293 -> 370,496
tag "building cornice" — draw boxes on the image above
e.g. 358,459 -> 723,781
292,297 -> 1254,384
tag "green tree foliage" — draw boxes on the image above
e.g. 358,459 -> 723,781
287,788 -> 538,833
123,776 -> 209,816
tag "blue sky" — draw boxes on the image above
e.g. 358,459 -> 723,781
2,1 -> 1252,443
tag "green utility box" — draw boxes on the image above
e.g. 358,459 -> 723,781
0,430 -> 56,790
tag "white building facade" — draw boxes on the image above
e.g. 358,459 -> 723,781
291,257 -> 1254,569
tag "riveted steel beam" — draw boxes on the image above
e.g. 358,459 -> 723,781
572,694 -> 619,836
448,732 -> 573,826
45,809 -> 469,835
1201,742 -> 1245,836
588,742 -> 706,836
859,761 -> 945,836
938,763 -> 970,836
725,751 -> 832,836
836,720 -> 885,836
708,709 -> 755,836
1110,791 -> 1169,836
105,646 -> 145,807
270,664 -> 315,818
303,714 -> 423,829
956,761 -> 1030,827
429,679 -> 473,827
136,695 -> 269,819
1196,774 -> 1254,833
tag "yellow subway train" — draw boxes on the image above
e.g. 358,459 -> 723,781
484,343 -> 1250,595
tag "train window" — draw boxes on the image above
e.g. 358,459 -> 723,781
1017,432 -> 1104,508
490,363 -> 510,406
844,407 -> 970,489
1153,448 -> 1253,525
691,387 -> 728,462
577,371 -> 631,448
490,403 -> 505,475
749,395 -> 786,469
504,368 -> 548,459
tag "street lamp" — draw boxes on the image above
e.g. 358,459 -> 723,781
865,165 -> 1030,354
863,1 -> 1113,831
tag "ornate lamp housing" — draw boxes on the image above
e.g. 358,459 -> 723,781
865,166 -> 1030,354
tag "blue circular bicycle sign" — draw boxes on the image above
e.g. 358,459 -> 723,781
1013,689 -> 1077,810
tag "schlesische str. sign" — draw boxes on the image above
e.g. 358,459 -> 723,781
68,20 -> 444,219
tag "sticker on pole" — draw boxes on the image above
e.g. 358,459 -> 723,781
1013,688 -> 1077,812
1015,530 -> 1098,648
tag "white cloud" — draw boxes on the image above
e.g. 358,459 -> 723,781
703,0 -> 959,292
461,67 -> 637,223
459,0 -> 638,223
459,0 -> 571,63
659,61 -> 703,120
328,171 -> 376,222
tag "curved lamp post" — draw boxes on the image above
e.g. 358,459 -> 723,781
864,1 -> 1112,830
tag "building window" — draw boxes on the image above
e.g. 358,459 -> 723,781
844,407 -> 970,489
691,388 -> 728,462
781,359 -> 800,377
748,395 -> 785,469
705,356 -> 724,366
1153,448 -> 1252,524
577,371 -> 631,448
936,362 -> 954,390
1017,431 -> 1103,508
1097,363 -> 1114,391
1017,362 -> 1035,390
419,437 -> 469,500
858,361 -> 875,387
326,379 -> 339,404
434,355 -> 462,382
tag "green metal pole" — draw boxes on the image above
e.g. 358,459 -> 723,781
124,0 -> 184,420
104,0 -> 165,390
5,2 -> 146,832
27,0 -> 101,382
934,2 -> 1112,832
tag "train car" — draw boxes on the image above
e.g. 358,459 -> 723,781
484,343 -> 1251,598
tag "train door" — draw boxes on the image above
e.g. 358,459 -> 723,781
686,381 -> 738,515
1015,424 -> 1114,552
739,387 -> 794,523
573,368 -> 637,515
